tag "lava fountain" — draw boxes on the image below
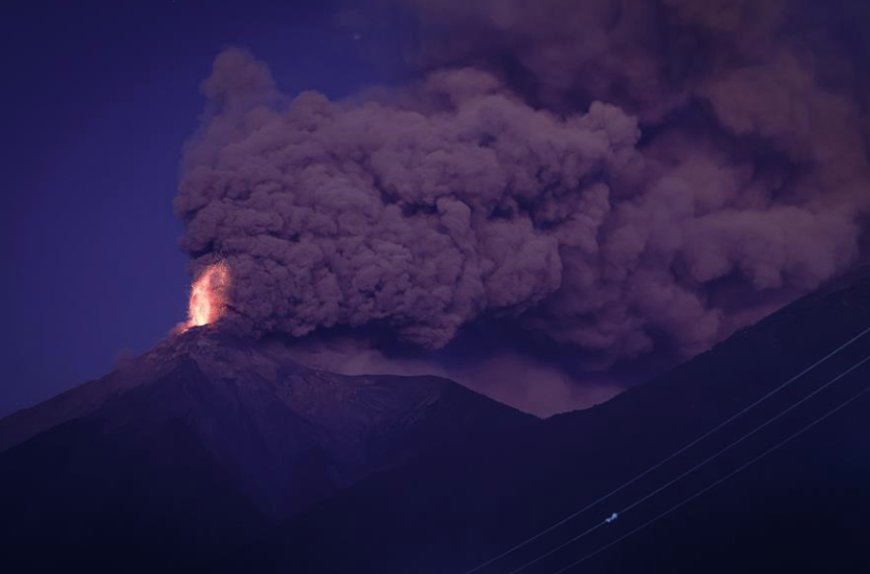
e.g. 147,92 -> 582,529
182,262 -> 230,331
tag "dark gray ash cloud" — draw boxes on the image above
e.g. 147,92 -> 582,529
174,0 -> 869,372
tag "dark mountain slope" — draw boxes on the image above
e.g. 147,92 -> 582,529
3,268 -> 868,573
1,402 -> 268,572
0,329 -> 533,571
249,267 -> 870,573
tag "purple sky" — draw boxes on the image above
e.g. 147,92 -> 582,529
0,0 -> 405,417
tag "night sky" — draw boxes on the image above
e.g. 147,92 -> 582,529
1,1 -> 404,417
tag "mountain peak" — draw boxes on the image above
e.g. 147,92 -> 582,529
0,328 -> 532,524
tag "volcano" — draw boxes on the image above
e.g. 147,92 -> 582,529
0,328 -> 532,570
2,268 -> 870,573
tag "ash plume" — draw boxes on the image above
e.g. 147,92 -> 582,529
174,0 -> 870,370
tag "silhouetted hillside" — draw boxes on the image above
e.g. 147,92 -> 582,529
249,266 -> 870,573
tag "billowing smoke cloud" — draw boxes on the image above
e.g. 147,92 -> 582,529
175,0 -> 869,374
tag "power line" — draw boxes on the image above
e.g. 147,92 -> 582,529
508,353 -> 870,573
462,325 -> 870,574
548,359 -> 870,574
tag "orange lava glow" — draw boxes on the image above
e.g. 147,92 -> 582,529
184,262 -> 230,330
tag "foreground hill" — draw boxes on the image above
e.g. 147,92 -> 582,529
248,267 -> 870,573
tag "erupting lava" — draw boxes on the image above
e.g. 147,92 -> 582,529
183,262 -> 230,330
